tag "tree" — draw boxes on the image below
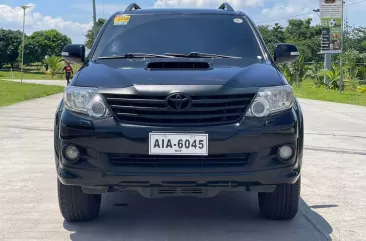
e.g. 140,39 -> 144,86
284,18 -> 322,63
344,26 -> 366,53
20,29 -> 72,65
85,18 -> 106,49
362,41 -> 366,50
0,29 -> 23,68
258,23 -> 286,56
258,19 -> 321,63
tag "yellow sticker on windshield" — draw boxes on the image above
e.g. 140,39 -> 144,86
114,15 -> 130,25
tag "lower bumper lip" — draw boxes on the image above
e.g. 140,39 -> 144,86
57,163 -> 301,187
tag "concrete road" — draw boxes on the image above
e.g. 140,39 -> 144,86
0,95 -> 365,241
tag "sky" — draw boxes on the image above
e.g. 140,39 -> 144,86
0,0 -> 365,44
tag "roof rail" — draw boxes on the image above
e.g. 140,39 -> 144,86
125,3 -> 141,12
219,3 -> 234,11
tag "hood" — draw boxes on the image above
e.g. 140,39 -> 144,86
75,59 -> 284,88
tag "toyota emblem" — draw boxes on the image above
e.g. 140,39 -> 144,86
165,93 -> 192,111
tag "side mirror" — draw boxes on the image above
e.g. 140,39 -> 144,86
61,44 -> 86,64
274,43 -> 299,64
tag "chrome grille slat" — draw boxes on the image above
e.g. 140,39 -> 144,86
106,98 -> 165,104
192,97 -> 252,103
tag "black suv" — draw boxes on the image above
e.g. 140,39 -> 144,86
55,3 -> 304,222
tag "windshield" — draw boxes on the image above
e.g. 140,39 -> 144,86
92,14 -> 263,60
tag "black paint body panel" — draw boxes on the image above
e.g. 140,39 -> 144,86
54,10 -> 303,190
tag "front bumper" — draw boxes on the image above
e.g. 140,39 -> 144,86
55,102 -> 303,189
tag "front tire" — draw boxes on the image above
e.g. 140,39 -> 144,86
258,177 -> 301,220
57,179 -> 101,222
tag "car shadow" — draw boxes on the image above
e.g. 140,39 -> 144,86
64,191 -> 334,241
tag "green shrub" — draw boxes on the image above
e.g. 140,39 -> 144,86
44,56 -> 63,77
318,67 -> 341,90
358,87 -> 366,93
280,64 -> 294,85
305,61 -> 324,87
344,79 -> 359,92
279,55 -> 305,86
358,66 -> 366,80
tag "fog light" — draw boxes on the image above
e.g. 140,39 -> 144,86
64,145 -> 80,162
278,145 -> 294,161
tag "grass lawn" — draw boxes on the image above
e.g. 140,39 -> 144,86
294,79 -> 366,106
0,69 -> 64,80
0,63 -> 82,80
0,80 -> 64,107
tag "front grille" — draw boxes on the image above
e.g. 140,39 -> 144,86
108,154 -> 250,168
102,93 -> 255,126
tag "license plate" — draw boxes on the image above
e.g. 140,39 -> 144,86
149,133 -> 208,155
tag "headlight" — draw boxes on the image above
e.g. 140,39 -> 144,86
64,86 -> 110,118
245,85 -> 294,117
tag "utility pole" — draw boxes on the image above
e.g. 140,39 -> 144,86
19,5 -> 30,83
339,0 -> 345,94
325,53 -> 331,85
313,8 -> 320,18
93,0 -> 97,41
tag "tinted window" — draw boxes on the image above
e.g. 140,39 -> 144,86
93,14 -> 263,60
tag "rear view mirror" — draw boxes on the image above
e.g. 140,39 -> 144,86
274,44 -> 299,64
61,44 -> 86,64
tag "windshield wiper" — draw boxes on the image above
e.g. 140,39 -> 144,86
164,52 -> 242,59
98,53 -> 175,59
